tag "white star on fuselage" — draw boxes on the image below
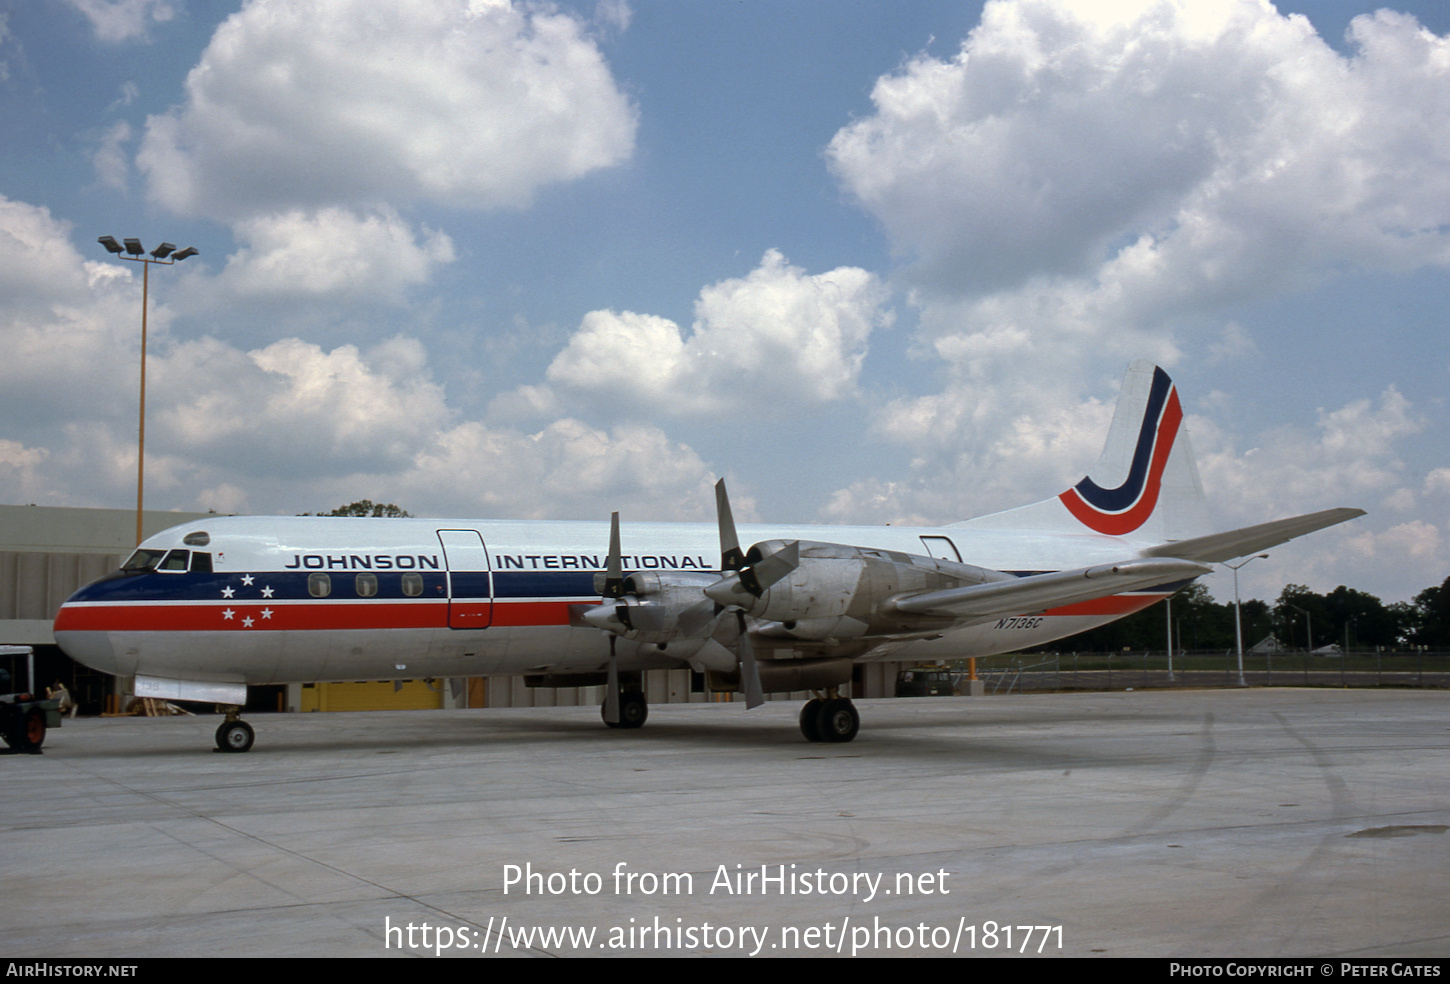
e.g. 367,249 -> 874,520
241,574 -> 254,586
221,586 -> 235,598
242,616 -> 254,628
261,586 -> 274,598
222,609 -> 235,620
261,608 -> 273,619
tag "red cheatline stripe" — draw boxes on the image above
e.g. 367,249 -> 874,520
1044,594 -> 1166,617
54,598 -> 586,632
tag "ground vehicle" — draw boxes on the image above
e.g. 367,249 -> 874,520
0,645 -> 62,752
895,666 -> 956,697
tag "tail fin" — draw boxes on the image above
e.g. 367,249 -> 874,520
955,360 -> 1209,542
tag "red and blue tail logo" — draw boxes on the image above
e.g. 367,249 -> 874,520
1058,367 -> 1183,535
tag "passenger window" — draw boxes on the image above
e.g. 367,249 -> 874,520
190,552 -> 213,573
308,573 -> 332,598
401,573 -> 424,597
355,573 -> 378,598
159,549 -> 190,572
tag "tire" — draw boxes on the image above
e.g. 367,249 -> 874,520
799,700 -> 823,742
5,708 -> 46,751
215,720 -> 255,753
21,708 -> 45,750
617,692 -> 648,729
814,699 -> 860,744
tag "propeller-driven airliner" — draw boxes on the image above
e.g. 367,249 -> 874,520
53,362 -> 1363,752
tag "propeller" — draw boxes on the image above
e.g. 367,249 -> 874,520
706,480 -> 800,709
704,479 -> 800,610
587,512 -> 625,724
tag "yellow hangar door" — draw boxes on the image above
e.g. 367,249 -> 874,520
301,680 -> 446,712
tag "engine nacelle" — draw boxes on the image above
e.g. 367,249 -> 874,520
583,571 -> 718,644
708,540 -> 1013,636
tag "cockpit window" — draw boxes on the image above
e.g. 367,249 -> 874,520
182,531 -> 210,547
121,549 -> 166,572
159,549 -> 190,572
190,552 -> 213,573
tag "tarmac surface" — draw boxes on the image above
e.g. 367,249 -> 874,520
2,688 -> 1447,958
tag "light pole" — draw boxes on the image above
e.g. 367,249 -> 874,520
97,236 -> 198,546
1223,553 -> 1269,686
1165,595 -> 1175,680
1290,603 -> 1312,653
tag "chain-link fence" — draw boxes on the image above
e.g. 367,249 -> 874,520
968,651 -> 1450,693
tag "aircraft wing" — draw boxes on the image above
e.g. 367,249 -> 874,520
1138,508 -> 1365,564
885,557 -> 1210,621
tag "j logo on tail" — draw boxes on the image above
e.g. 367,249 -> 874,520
1058,366 -> 1183,536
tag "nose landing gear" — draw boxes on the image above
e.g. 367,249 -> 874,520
215,708 -> 254,753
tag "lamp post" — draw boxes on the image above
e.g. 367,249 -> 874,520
97,236 -> 199,545
1223,554 -> 1269,686
1165,595 -> 1175,681
1290,603 -> 1312,653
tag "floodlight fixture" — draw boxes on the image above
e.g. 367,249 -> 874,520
150,243 -> 175,260
123,238 -> 145,256
97,235 -> 124,254
171,246 -> 199,261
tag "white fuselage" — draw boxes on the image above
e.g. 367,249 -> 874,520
54,515 -> 1165,688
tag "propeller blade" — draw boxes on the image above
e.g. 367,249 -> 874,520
715,479 -> 745,572
603,635 -> 621,724
676,598 -> 723,637
593,511 -> 627,599
735,611 -> 764,709
703,540 -> 800,607
740,540 -> 799,596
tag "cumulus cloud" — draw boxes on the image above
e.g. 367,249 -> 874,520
543,249 -> 891,417
1194,386 -> 1424,523
392,418 -> 723,521
137,0 -> 637,220
63,0 -> 177,43
0,197 -> 92,305
830,0 -> 1450,308
151,335 -> 450,479
91,120 -> 132,191
816,0 -> 1450,576
218,208 -> 455,304
0,197 -> 143,425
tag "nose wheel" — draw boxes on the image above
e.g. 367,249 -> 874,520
215,710 -> 255,753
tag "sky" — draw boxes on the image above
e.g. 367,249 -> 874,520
0,0 -> 1447,606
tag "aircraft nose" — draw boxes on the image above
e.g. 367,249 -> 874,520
53,599 -> 122,675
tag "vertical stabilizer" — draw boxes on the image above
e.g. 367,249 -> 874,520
954,361 -> 1209,542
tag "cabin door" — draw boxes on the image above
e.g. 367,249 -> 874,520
437,529 -> 493,629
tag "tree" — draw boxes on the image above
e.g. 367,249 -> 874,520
304,500 -> 412,518
1406,577 -> 1450,648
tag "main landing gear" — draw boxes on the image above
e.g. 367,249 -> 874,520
602,690 -> 648,729
799,693 -> 860,744
214,706 -> 255,753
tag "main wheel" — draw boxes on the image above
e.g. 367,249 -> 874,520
604,692 -> 648,729
215,720 -> 255,753
799,700 -> 823,742
617,692 -> 647,729
814,698 -> 860,743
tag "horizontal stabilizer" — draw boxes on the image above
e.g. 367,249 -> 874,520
1140,508 -> 1365,564
887,558 -> 1210,620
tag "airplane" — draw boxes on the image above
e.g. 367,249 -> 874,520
52,361 -> 1364,752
